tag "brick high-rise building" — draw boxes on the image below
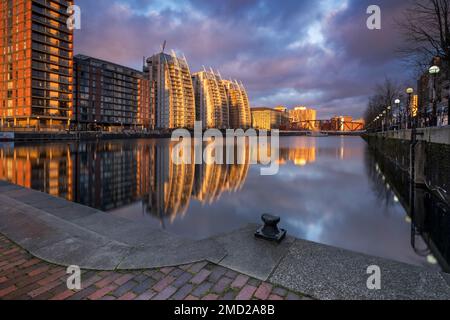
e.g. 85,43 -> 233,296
0,0 -> 74,131
73,55 -> 152,131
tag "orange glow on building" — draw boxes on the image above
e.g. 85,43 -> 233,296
0,0 -> 74,130
411,94 -> 419,118
289,107 -> 317,130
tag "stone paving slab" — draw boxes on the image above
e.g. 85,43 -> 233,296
213,224 -> 296,281
71,213 -> 184,247
269,239 -> 450,300
32,237 -> 131,271
119,240 -> 226,270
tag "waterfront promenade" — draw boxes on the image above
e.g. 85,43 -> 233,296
1,180 -> 449,300
0,234 -> 307,300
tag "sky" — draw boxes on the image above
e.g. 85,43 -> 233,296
74,0 -> 414,119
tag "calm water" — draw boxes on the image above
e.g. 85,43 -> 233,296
0,137 -> 441,270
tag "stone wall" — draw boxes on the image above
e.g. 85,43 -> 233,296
364,131 -> 450,196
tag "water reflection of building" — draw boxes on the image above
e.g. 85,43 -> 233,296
278,141 -> 317,167
73,142 -> 140,211
0,139 -> 323,226
0,145 -> 73,200
193,143 -> 250,204
143,142 -> 195,223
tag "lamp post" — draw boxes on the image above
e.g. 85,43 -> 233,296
394,99 -> 401,129
387,106 -> 392,130
406,88 -> 414,129
429,65 -> 440,127
37,116 -> 40,132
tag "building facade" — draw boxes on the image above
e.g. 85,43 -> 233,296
0,0 -> 74,131
251,107 -> 282,130
192,69 -> 229,129
223,80 -> 251,129
417,56 -> 449,126
73,55 -> 152,131
145,51 -> 195,129
273,106 -> 289,129
289,107 -> 317,130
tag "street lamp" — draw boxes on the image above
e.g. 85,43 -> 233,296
406,88 -> 414,129
386,106 -> 392,131
394,99 -> 400,129
429,65 -> 440,126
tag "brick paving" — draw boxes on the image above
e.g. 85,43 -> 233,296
0,234 -> 313,300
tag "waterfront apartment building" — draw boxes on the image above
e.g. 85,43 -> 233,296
145,51 -> 195,129
273,106 -> 290,129
251,107 -> 282,130
223,80 -> 251,129
0,0 -> 74,131
73,55 -> 152,131
289,107 -> 317,130
192,69 -> 229,129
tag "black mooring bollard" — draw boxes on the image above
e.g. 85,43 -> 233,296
255,214 -> 286,243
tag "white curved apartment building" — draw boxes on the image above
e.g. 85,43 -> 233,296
192,69 -> 230,129
145,51 -> 195,129
222,80 -> 252,129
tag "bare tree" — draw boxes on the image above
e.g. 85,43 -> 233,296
397,0 -> 450,73
364,78 -> 402,125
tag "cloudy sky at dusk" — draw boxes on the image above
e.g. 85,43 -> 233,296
75,0 -> 414,119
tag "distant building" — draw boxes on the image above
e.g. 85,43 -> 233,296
192,70 -> 229,129
73,55 -> 152,131
289,107 -> 317,130
251,107 -> 282,130
222,80 -> 251,129
273,106 -> 290,129
145,51 -> 195,129
330,116 -> 364,131
0,0 -> 74,130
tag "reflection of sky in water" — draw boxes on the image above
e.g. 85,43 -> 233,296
112,137 -> 436,270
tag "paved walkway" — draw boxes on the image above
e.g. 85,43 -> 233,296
0,235 -> 310,300
1,181 -> 450,300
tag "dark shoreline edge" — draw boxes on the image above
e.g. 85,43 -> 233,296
0,130 -> 364,142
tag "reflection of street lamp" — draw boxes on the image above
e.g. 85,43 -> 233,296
406,88 -> 414,129
429,65 -> 440,126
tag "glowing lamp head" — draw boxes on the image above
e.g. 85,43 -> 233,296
429,65 -> 440,75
